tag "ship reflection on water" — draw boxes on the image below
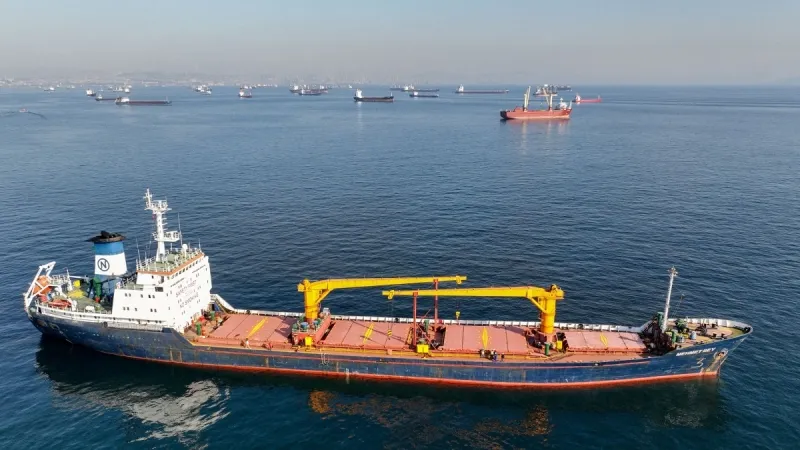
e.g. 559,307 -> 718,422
35,338 -> 230,447
36,337 -> 728,447
504,120 -> 570,155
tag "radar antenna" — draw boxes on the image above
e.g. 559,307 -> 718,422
144,189 -> 181,261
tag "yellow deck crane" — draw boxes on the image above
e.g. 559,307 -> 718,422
297,275 -> 466,322
382,284 -> 565,334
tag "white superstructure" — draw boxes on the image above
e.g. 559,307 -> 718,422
24,189 -> 213,331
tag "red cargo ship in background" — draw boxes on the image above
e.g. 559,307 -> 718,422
501,86 -> 572,120
574,94 -> 602,104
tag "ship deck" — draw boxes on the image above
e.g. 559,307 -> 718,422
62,285 -> 113,314
187,313 -> 744,363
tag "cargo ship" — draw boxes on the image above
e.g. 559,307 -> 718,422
414,88 -> 440,93
455,84 -> 509,94
298,89 -> 323,96
24,189 -> 751,389
410,91 -> 439,98
501,86 -> 572,120
354,89 -> 394,103
115,97 -> 172,106
574,94 -> 601,104
534,85 -> 557,97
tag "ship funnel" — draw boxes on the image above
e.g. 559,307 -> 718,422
87,231 -> 128,278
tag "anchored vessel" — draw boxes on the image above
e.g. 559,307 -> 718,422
85,89 -> 96,97
501,86 -> 572,120
454,84 -> 509,94
354,89 -> 394,103
238,89 -> 252,99
298,89 -> 324,96
574,93 -> 602,104
410,91 -> 439,98
115,97 -> 172,106
24,190 -> 751,389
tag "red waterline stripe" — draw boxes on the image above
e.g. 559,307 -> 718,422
109,353 -> 719,390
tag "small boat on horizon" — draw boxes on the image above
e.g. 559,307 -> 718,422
500,86 -> 572,120
354,89 -> 393,103
455,84 -> 509,94
115,96 -> 172,106
85,89 -> 96,97
239,89 -> 252,98
574,94 -> 601,104
95,94 -> 115,101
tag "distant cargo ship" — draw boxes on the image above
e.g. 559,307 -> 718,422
23,189 -> 751,389
574,94 -> 601,104
500,86 -> 572,120
410,91 -> 439,98
298,89 -> 323,96
354,89 -> 394,102
455,84 -> 509,94
115,97 -> 171,106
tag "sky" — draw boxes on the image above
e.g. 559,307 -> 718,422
2,0 -> 799,84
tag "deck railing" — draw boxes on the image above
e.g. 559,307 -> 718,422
36,304 -> 168,328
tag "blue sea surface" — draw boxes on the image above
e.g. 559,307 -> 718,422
0,85 -> 798,449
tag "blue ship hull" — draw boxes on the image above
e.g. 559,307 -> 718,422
29,312 -> 747,388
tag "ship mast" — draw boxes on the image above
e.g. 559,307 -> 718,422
662,267 -> 678,332
523,86 -> 531,111
144,189 -> 181,262
545,84 -> 555,110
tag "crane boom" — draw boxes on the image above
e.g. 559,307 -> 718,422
382,284 -> 564,334
298,275 -> 466,321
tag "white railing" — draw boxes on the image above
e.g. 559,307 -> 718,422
136,250 -> 204,272
35,304 -> 168,327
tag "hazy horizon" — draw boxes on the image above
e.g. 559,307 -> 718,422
3,0 -> 799,85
